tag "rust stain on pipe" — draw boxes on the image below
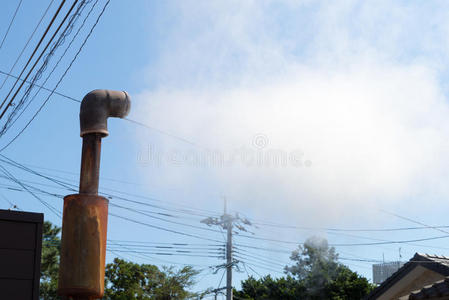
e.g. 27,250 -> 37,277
58,194 -> 108,298
79,134 -> 102,195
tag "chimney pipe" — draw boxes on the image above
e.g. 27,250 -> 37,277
58,89 -> 130,300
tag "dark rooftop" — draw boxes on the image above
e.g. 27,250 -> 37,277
408,277 -> 449,299
365,253 -> 449,300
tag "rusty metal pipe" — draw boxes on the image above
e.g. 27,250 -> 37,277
80,89 -> 130,138
79,134 -> 102,194
58,89 -> 130,299
79,89 -> 130,194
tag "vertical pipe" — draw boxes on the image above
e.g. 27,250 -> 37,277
79,134 -> 102,194
59,90 -> 130,300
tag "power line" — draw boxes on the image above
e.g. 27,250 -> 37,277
42,245 -> 223,258
0,172 -> 225,241
0,70 -> 205,149
0,0 -> 72,115
0,154 -> 222,219
0,155 -> 77,190
2,0 -> 96,134
107,244 -> 224,251
234,253 -> 286,269
6,157 -> 449,236
247,218 -> 449,233
108,239 -> 222,247
380,209 -> 449,235
0,179 -> 223,239
244,263 -> 262,278
241,262 -> 258,298
234,247 -> 289,266
0,0 -> 23,50
124,118 -> 199,147
5,163 -> 449,250
236,230 -> 449,247
242,261 -> 283,275
0,69 -> 80,102
107,250 -> 223,258
110,202 -> 223,234
234,254 -> 284,271
9,153 -> 449,252
107,239 -> 216,268
109,213 -> 222,243
1,155 -> 221,218
233,243 -> 291,254
330,234 -> 449,246
0,0 -> 111,151
0,0 -> 56,89
0,190 -> 20,210
0,164 -> 61,217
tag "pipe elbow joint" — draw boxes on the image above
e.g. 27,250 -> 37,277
80,89 -> 131,137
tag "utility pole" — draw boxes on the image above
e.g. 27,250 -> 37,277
224,198 -> 233,300
201,197 -> 253,300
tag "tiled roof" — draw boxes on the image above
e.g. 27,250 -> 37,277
415,253 -> 449,266
408,277 -> 449,299
365,253 -> 449,300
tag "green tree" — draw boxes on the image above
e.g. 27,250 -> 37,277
40,221 -> 61,300
234,275 -> 306,299
104,258 -> 199,300
235,236 -> 374,300
285,236 -> 374,300
285,236 -> 340,298
326,265 -> 375,300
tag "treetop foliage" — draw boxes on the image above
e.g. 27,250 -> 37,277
235,236 -> 375,300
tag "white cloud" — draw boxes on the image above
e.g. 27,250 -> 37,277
134,1 -> 449,225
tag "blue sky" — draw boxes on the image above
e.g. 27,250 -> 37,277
3,0 -> 449,296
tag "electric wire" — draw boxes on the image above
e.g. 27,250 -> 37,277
108,240 -> 222,247
0,0 -> 111,151
110,202 -> 223,234
4,155 -> 449,234
381,209 -> 449,235
6,156 -> 449,251
216,269 -> 226,293
5,165 -> 449,251
243,261 -> 282,275
0,70 -> 79,102
0,0 -> 24,50
234,247 -> 289,266
4,0 -> 98,133
124,118 -> 199,147
233,243 -> 291,254
106,239 -> 213,268
7,156 -> 449,264
0,154 -> 222,218
0,0 -> 71,115
0,72 -> 209,151
233,253 -> 286,269
110,212 -> 222,243
0,165 -> 61,217
0,0 -> 56,89
0,177 -> 226,244
0,190 -> 19,210
107,250 -> 223,259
